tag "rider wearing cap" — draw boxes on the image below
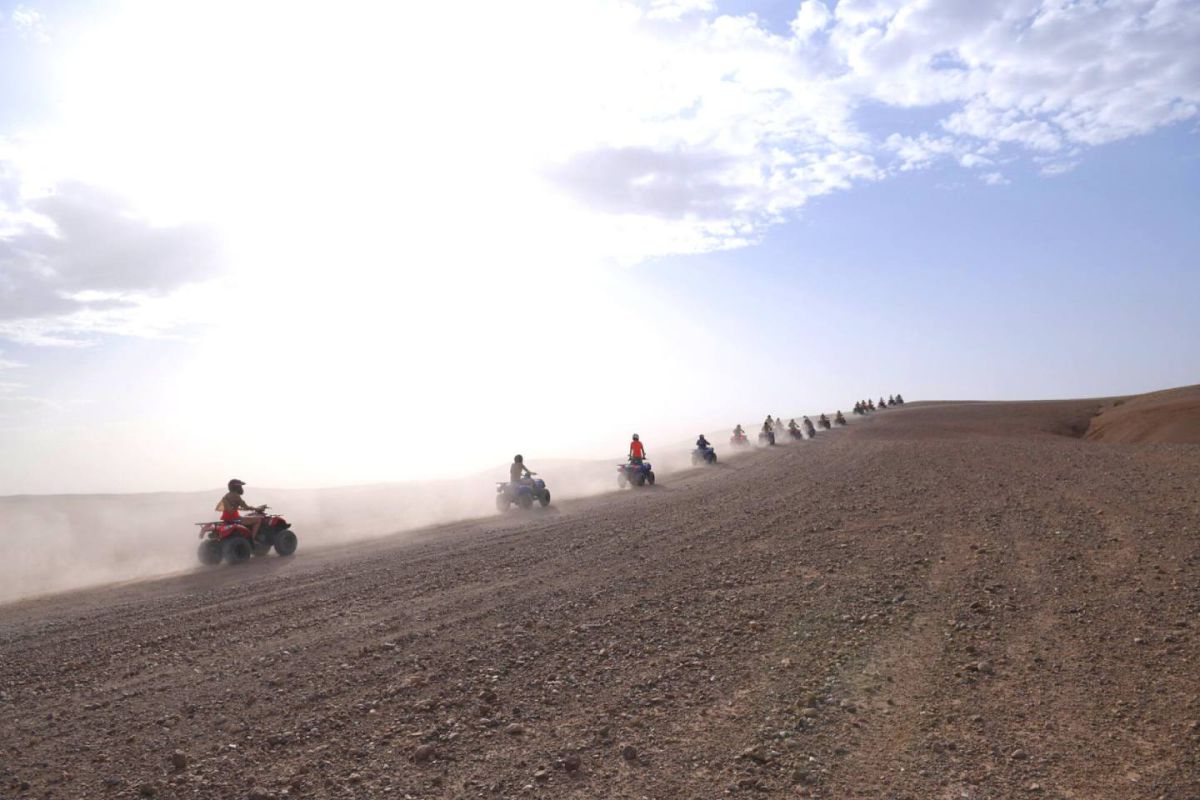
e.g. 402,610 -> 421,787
216,479 -> 265,539
629,433 -> 646,464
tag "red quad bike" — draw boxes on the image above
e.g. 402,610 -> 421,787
196,507 -> 298,566
730,432 -> 750,448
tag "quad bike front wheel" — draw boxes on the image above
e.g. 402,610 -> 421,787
274,530 -> 298,557
538,490 -> 551,508
251,531 -> 273,557
223,536 -> 253,564
197,539 -> 222,566
646,471 -> 656,486
516,493 -> 534,510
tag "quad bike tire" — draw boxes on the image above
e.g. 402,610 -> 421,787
197,539 -> 222,566
274,530 -> 298,557
647,471 -> 656,485
538,490 -> 551,508
516,493 -> 534,510
251,531 -> 273,557
496,494 -> 509,513
223,536 -> 253,564
633,472 -> 646,487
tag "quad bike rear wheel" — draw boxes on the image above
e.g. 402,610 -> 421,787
633,472 -> 646,487
197,539 -> 222,566
516,492 -> 533,510
274,530 -> 298,557
646,471 -> 656,485
223,536 -> 253,564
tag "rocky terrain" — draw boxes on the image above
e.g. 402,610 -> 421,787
1,398 -> 1197,799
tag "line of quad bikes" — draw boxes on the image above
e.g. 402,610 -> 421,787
194,396 -> 903,567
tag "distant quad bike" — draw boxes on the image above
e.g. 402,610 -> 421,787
730,432 -> 750,448
835,416 -> 847,427
788,427 -> 803,441
691,446 -> 717,466
758,430 -> 776,446
804,420 -> 817,438
496,476 -> 551,512
618,460 -> 655,488
819,417 -> 832,430
196,508 -> 297,566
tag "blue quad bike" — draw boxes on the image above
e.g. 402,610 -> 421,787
691,446 -> 717,466
617,460 -> 655,488
496,476 -> 551,512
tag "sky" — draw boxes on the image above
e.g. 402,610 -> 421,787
0,0 -> 1197,495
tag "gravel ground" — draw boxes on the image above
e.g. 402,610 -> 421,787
1,399 -> 1197,799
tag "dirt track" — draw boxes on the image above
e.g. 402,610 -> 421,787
2,400 -> 1198,799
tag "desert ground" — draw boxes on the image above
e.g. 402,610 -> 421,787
1,394 -> 1198,799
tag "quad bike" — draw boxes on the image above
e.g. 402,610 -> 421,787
618,460 -> 655,488
788,427 -> 803,440
804,420 -> 817,438
730,432 -> 750,448
196,507 -> 297,566
691,446 -> 717,466
496,475 -> 551,511
819,417 -> 832,430
758,430 -> 776,446
835,415 -> 847,426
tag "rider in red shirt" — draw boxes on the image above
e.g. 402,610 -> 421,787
629,433 -> 646,463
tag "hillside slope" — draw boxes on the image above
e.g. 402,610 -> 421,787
1,400 -> 1197,799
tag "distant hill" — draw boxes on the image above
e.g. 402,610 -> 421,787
1085,384 -> 1200,444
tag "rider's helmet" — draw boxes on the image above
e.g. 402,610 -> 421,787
228,478 -> 245,493
514,454 -> 523,463
632,433 -> 639,441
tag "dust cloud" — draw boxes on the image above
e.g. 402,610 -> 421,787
0,427 -> 791,604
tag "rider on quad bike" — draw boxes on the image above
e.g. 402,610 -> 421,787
803,416 -> 817,437
216,479 -> 266,541
835,410 -> 847,426
818,413 -> 831,429
629,433 -> 646,464
696,434 -> 711,449
733,424 -> 745,437
510,454 -> 534,484
895,393 -> 904,405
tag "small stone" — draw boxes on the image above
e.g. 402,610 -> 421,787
170,750 -> 188,771
562,754 -> 581,772
533,767 -> 549,782
137,784 -> 157,798
739,745 -> 769,764
1010,749 -> 1027,760
620,744 -> 638,762
505,723 -> 526,736
976,660 -> 994,674
412,744 -> 437,763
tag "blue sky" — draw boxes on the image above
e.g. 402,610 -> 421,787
0,0 -> 1197,494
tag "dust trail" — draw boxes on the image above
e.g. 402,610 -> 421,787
0,434 -> 758,604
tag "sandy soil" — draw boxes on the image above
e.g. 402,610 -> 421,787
1,399 -> 1197,799
1086,384 -> 1200,444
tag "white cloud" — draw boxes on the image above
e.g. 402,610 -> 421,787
980,171 -> 1011,186
0,0 -> 1196,346
10,5 -> 49,43
791,1 -> 833,39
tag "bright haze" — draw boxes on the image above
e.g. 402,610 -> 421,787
1,0 -> 1198,495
